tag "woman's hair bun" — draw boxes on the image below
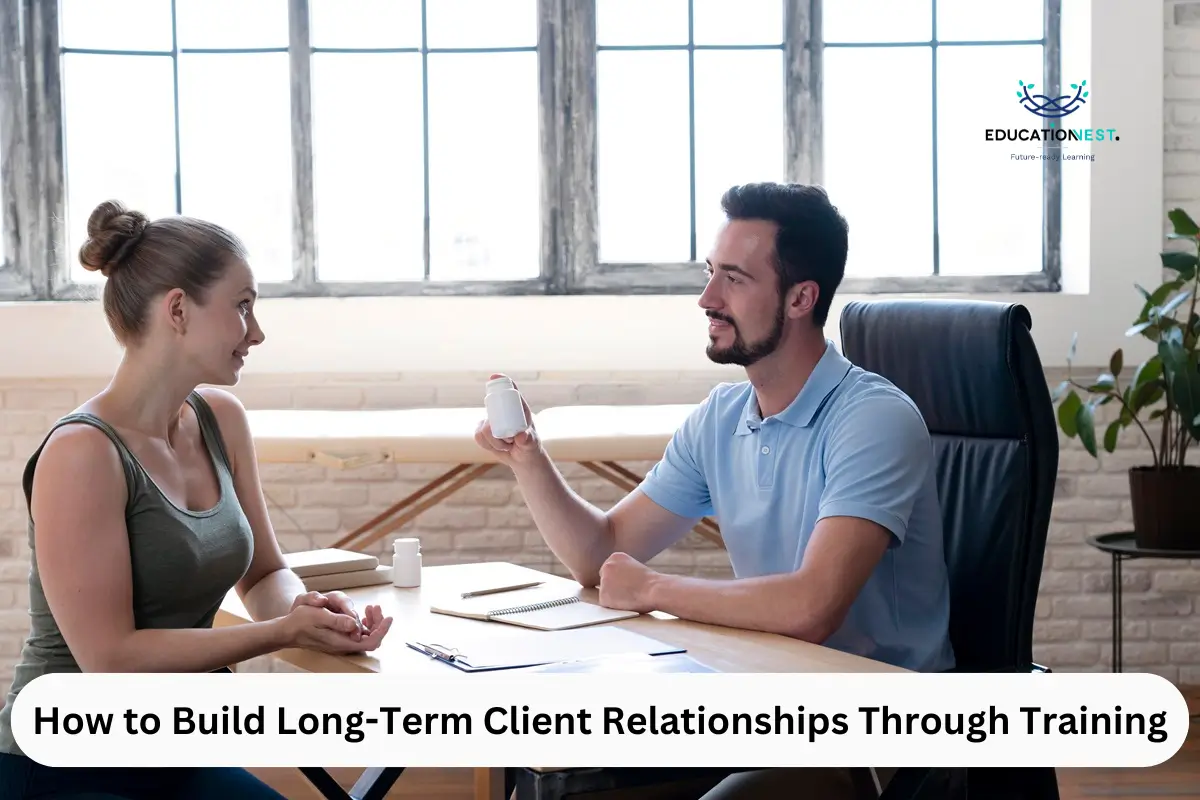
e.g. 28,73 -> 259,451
78,200 -> 150,278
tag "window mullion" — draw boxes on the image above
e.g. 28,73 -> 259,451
25,0 -> 64,298
0,0 -> 33,298
289,0 -> 316,289
554,0 -> 597,293
785,0 -> 818,185
1043,0 -> 1062,289
538,0 -> 563,291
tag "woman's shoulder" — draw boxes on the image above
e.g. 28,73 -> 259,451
25,414 -> 130,510
191,387 -> 253,472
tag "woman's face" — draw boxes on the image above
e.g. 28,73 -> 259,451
180,259 -> 266,386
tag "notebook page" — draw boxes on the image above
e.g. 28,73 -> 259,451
493,600 -> 637,631
431,583 -> 585,618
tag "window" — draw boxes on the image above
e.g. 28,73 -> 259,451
0,0 -> 1061,301
0,6 -> 26,297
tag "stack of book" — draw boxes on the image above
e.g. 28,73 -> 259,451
283,548 -> 392,592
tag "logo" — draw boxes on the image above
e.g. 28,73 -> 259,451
986,77 -> 1115,160
1017,78 -> 1088,118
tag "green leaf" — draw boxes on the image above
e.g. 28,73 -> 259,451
1076,402 -> 1098,458
1083,91 -> 1089,97
1110,349 -> 1124,377
1170,360 -> 1200,440
1070,83 -> 1078,89
1162,251 -> 1200,280
1161,289 -> 1193,317
1103,420 -> 1122,453
1058,390 -> 1082,437
1159,327 -> 1188,379
1132,379 -> 1165,411
1169,208 -> 1200,237
1131,356 -> 1163,392
1088,374 -> 1116,392
1151,282 -> 1179,307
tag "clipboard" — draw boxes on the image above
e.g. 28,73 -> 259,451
405,627 -> 686,673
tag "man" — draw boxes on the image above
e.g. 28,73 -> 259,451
476,182 -> 954,798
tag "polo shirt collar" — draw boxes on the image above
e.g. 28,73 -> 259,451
735,340 -> 853,435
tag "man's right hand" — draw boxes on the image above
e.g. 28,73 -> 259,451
474,373 -> 543,467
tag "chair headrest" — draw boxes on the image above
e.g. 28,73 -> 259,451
837,299 -> 1036,440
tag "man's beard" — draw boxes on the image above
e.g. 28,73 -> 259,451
705,299 -> 786,367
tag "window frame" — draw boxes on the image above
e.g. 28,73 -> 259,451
0,0 -> 1062,302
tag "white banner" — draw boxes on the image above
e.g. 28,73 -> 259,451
10,671 -> 1189,768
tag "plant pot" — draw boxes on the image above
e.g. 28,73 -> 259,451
1128,466 -> 1200,551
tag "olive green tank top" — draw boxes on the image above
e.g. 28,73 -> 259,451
0,391 -> 255,756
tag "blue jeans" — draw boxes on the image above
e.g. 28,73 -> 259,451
0,752 -> 286,799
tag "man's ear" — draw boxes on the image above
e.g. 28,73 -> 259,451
786,281 -> 819,321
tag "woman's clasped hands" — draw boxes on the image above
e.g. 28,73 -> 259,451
280,590 -> 393,655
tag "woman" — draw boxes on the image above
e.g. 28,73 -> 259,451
0,200 -> 393,798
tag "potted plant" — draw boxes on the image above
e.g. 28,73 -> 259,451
1052,207 -> 1200,551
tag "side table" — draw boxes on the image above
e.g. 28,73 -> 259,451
1084,531 -> 1200,673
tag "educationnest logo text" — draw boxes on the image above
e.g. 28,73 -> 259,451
987,78 -> 1116,162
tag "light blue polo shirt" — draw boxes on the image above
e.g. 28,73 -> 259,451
639,340 -> 956,673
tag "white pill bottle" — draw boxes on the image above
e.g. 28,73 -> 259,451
391,537 -> 422,588
485,376 -> 527,440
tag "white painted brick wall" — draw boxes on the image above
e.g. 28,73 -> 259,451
0,365 -> 1197,690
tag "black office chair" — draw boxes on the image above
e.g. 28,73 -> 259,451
839,299 -> 1061,800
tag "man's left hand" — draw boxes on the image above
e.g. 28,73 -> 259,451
597,552 -> 660,613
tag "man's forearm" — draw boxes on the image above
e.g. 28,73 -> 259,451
241,568 -> 308,622
647,572 -> 835,643
511,453 -> 614,585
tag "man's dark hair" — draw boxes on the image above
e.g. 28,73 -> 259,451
719,182 -> 849,327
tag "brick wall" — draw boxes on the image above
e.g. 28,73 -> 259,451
0,366 -> 1198,691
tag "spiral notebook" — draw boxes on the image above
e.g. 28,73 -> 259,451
429,585 -> 638,631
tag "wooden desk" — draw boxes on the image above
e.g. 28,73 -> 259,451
245,405 -> 725,551
216,562 -> 906,800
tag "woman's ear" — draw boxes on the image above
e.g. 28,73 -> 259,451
164,288 -> 188,335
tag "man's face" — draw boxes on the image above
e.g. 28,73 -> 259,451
699,219 -> 788,367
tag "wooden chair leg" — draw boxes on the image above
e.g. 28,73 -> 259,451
474,767 -> 507,800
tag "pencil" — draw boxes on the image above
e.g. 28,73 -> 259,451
460,581 -> 544,598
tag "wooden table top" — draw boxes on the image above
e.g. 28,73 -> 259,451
244,404 -> 699,465
216,561 -> 907,676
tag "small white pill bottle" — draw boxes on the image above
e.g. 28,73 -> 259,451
391,537 -> 422,588
485,376 -> 528,440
